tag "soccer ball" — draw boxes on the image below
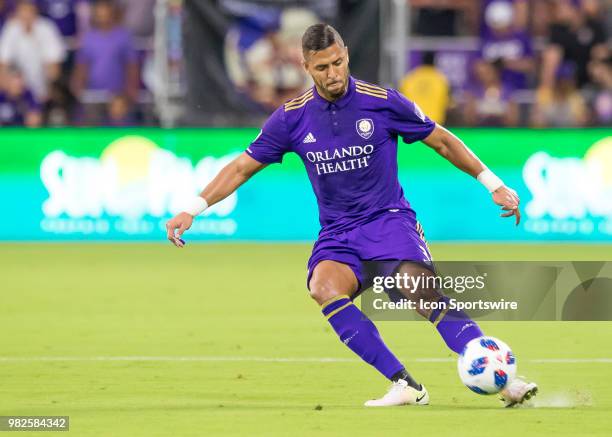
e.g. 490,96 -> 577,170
457,336 -> 517,395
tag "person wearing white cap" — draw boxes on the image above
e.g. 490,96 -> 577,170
479,0 -> 535,91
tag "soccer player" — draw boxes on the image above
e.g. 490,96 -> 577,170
166,24 -> 538,407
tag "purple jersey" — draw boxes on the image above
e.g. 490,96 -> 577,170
76,26 -> 137,93
480,31 -> 533,90
246,76 -> 436,237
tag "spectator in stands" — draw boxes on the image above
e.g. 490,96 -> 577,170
540,0 -> 608,90
532,63 -> 588,127
464,59 -> 519,126
581,0 -> 606,21
105,93 -> 134,126
36,0 -> 88,38
36,1 -> 91,85
44,78 -> 75,125
71,0 -> 139,124
480,1 -> 534,90
399,51 -> 450,124
0,0 -> 65,101
224,6 -> 316,110
481,0 -> 528,35
0,0 -> 15,30
587,57 -> 612,126
0,65 -> 42,126
117,0 -> 155,40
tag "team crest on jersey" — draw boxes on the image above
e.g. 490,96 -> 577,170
356,118 -> 374,139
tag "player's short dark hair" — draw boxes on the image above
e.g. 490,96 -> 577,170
302,24 -> 344,55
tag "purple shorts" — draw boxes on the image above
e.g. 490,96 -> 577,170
307,209 -> 432,293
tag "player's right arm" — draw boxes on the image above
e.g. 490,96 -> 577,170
166,106 -> 290,247
166,153 -> 266,247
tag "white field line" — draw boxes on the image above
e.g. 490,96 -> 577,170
0,356 -> 610,363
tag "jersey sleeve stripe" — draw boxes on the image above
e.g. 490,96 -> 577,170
284,93 -> 313,110
355,81 -> 387,93
356,87 -> 388,99
356,85 -> 387,95
356,85 -> 387,96
285,89 -> 313,106
285,95 -> 314,111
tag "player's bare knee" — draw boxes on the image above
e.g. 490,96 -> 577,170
308,278 -> 339,305
309,260 -> 358,305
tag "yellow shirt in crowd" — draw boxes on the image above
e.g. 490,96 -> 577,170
399,65 -> 450,124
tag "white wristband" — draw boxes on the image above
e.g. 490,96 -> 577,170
183,196 -> 208,217
477,169 -> 504,193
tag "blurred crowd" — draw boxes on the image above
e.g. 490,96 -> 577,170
0,0 -> 156,127
0,0 -> 610,128
402,0 -> 611,127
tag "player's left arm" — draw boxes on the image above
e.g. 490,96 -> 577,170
422,124 -> 521,225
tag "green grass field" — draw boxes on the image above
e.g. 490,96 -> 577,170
1,243 -> 611,436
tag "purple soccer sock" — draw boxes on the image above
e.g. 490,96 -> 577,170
322,295 -> 405,380
429,297 -> 484,354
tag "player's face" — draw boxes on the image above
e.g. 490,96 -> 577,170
304,43 -> 350,101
